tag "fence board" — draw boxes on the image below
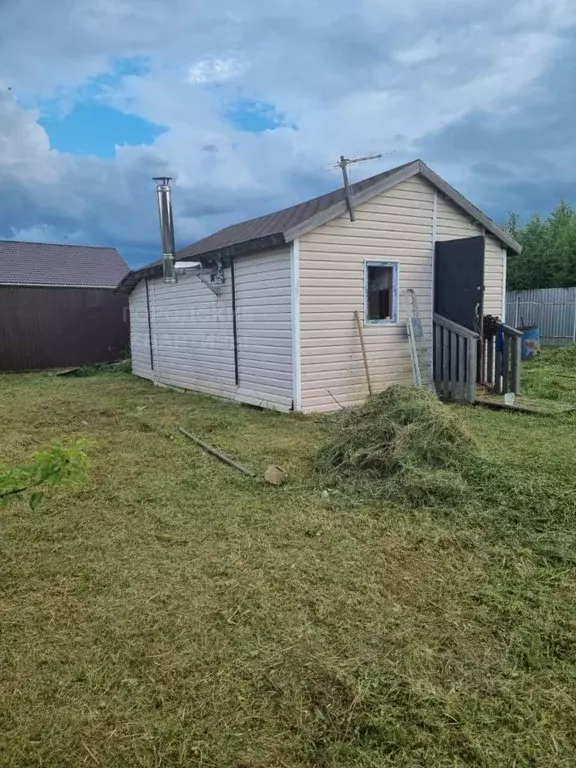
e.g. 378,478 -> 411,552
442,328 -> 450,399
457,335 -> 465,401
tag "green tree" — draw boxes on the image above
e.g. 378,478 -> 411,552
0,440 -> 90,510
506,201 -> 576,290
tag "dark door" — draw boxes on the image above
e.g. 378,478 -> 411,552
434,236 -> 485,332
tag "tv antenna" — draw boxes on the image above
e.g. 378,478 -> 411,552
328,153 -> 385,221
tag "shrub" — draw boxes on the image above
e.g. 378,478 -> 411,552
0,440 -> 90,510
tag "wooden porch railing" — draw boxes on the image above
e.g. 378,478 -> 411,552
433,314 -> 480,403
483,322 -> 523,395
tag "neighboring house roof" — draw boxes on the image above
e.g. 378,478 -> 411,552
117,159 -> 521,294
0,241 -> 128,288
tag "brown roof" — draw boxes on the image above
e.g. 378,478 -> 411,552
0,240 -> 128,288
117,161 -> 415,293
177,161 -> 415,260
117,159 -> 521,294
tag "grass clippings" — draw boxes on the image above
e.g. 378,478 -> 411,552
63,359 -> 132,378
1,371 -> 576,766
523,344 -> 576,403
316,384 -> 576,547
316,385 -> 481,505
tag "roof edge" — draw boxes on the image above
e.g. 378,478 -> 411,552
416,161 -> 522,255
284,159 -> 521,255
116,233 -> 287,295
0,282 -> 121,290
283,161 -> 421,242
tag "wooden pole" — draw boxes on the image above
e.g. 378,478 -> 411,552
178,427 -> 256,477
511,335 -> 522,394
466,338 -> 478,403
354,309 -> 373,396
340,156 -> 355,222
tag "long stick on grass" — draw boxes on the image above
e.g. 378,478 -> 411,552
354,309 -> 373,396
178,427 -> 256,477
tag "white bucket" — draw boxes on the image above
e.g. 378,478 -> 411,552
504,392 -> 516,406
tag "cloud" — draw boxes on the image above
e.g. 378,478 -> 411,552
0,0 -> 574,265
418,29 -> 576,219
187,58 -> 246,85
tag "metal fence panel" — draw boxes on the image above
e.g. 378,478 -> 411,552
506,287 -> 576,346
0,286 -> 129,370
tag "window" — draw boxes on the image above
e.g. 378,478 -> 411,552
365,261 -> 398,323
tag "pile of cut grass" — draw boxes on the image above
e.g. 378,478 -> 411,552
537,342 -> 576,368
316,385 -> 484,505
522,344 -> 576,403
316,385 -> 576,539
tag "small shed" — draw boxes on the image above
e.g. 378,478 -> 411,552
117,160 -> 521,412
0,240 -> 129,371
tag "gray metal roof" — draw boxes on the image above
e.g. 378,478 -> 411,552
0,240 -> 128,288
117,160 -> 521,294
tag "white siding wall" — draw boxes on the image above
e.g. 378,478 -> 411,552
298,176 -> 435,413
297,176 -> 508,413
129,279 -> 153,381
128,247 -> 293,411
235,247 -> 293,410
435,194 -> 505,317
146,268 -> 237,397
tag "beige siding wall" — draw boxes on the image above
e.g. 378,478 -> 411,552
235,247 -> 293,410
129,246 -> 293,411
298,176 -> 435,413
435,194 -> 505,317
129,279 -> 154,381
298,176 -> 507,413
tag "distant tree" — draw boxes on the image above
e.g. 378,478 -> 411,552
506,201 -> 576,290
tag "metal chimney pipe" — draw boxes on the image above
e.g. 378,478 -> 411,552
153,177 -> 177,284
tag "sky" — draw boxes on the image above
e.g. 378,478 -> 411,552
0,0 -> 574,268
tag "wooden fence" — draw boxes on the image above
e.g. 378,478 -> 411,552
433,315 -> 522,403
433,314 -> 479,403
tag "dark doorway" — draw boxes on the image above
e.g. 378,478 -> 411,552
434,236 -> 485,332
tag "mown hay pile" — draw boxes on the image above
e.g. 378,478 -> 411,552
316,386 -> 483,504
534,342 -> 576,368
522,343 -> 576,403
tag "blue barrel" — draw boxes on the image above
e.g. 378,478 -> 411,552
520,325 -> 540,360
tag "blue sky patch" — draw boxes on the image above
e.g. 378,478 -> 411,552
78,56 -> 151,101
39,102 -> 166,158
37,56 -> 165,158
223,99 -> 289,132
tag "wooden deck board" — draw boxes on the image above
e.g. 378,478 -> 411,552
475,392 -> 576,415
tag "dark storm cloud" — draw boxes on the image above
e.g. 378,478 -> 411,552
0,0 -> 574,265
418,32 -> 576,220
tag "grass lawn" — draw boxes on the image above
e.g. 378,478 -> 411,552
1,363 -> 576,767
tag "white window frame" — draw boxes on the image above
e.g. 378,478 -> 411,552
364,260 -> 400,325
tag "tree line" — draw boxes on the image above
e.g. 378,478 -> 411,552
505,201 -> 576,291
